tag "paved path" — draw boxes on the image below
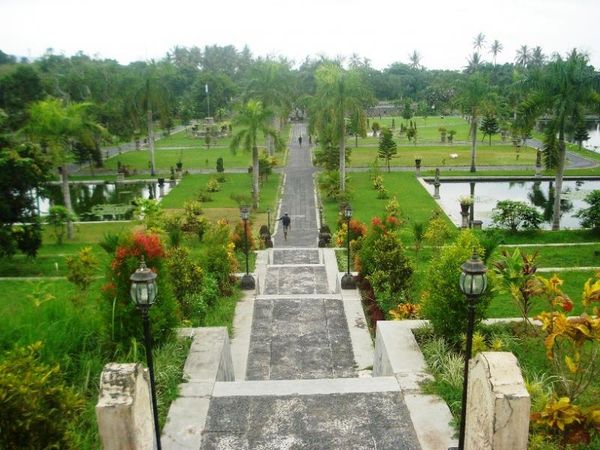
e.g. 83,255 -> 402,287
195,123 -> 421,449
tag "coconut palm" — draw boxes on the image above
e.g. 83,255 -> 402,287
530,46 -> 546,67
408,50 -> 422,70
473,33 -> 486,52
230,100 -> 283,208
489,39 -> 503,66
26,98 -> 105,238
245,59 -> 293,155
515,45 -> 532,68
520,49 -> 600,230
458,73 -> 492,172
466,52 -> 483,73
309,63 -> 372,192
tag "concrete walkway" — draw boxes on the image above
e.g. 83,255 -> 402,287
163,123 -> 436,449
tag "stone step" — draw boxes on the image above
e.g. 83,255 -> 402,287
246,298 -> 357,380
272,248 -> 321,265
200,383 -> 420,449
263,265 -> 330,295
213,376 -> 399,397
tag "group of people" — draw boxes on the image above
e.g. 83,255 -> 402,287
297,135 -> 312,146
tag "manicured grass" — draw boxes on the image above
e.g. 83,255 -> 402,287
494,244 -> 600,268
494,229 -> 600,245
202,289 -> 243,335
44,221 -> 134,244
322,172 -> 452,238
347,144 -> 536,167
161,173 -> 281,209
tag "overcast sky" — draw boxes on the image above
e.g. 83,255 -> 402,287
1,0 -> 599,71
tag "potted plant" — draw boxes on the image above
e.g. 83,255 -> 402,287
459,195 -> 473,214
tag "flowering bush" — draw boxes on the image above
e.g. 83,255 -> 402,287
199,220 -> 238,295
389,302 -> 421,320
334,218 -> 367,248
355,215 -> 413,316
104,231 -> 178,350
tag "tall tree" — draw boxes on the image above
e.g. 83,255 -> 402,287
408,50 -> 422,70
520,49 -> 600,230
245,59 -> 293,155
230,100 -> 282,208
531,46 -> 546,67
25,99 -> 105,238
378,127 -> 397,172
515,45 -> 532,68
473,33 -> 486,52
458,73 -> 491,172
489,39 -> 503,66
310,63 -> 372,192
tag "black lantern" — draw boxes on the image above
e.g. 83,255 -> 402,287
457,249 -> 488,450
341,204 -> 355,289
129,257 -> 161,450
240,205 -> 255,290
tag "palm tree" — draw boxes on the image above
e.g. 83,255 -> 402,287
520,49 -> 600,230
230,100 -> 283,208
515,45 -> 532,68
466,52 -> 483,73
531,46 -> 546,67
458,73 -> 491,172
26,98 -> 105,238
473,33 -> 486,52
408,50 -> 422,70
489,39 -> 503,66
310,63 -> 372,192
245,59 -> 292,155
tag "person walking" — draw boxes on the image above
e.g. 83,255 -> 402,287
277,213 -> 291,240
298,135 -> 302,146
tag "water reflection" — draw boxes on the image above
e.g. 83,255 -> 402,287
38,181 -> 173,221
425,179 -> 599,229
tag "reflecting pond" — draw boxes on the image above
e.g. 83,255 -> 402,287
583,122 -> 600,151
38,180 -> 174,221
424,179 -> 600,229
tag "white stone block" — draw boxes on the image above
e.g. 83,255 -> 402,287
465,352 -> 530,450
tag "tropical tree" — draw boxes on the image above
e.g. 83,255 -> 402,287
245,59 -> 292,155
378,128 -> 397,172
473,32 -> 486,52
515,45 -> 532,68
531,46 -> 546,67
230,100 -> 282,208
520,49 -> 600,230
489,39 -> 503,66
408,50 -> 422,70
466,52 -> 483,73
479,114 -> 500,145
458,73 -> 492,172
309,63 -> 372,192
25,98 -> 105,239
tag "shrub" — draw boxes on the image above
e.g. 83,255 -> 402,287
166,247 -> 204,319
104,231 -> 179,350
199,220 -> 238,295
206,178 -> 220,192
491,200 -> 543,232
14,220 -> 43,258
423,211 -> 455,246
99,231 -> 121,254
576,190 -> 600,231
46,205 -> 77,244
216,157 -> 224,173
0,342 -> 84,449
420,230 -> 492,344
66,246 -> 98,292
334,218 -> 367,248
355,216 -> 413,315
231,220 -> 256,252
133,197 -> 164,231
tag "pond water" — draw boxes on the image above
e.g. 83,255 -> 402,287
38,181 -> 174,221
424,179 -> 600,229
583,122 -> 600,151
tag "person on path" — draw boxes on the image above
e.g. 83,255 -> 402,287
277,213 -> 291,240
298,135 -> 302,146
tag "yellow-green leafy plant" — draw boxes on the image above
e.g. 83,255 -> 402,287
65,246 -> 98,291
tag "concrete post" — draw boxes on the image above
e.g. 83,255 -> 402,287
465,352 -> 530,450
96,363 -> 155,450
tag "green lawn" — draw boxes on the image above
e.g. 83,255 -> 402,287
323,172 -> 451,233
348,144 -> 536,167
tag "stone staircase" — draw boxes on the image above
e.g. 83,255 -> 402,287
190,247 -> 421,449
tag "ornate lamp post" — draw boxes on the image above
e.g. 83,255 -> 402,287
130,257 -> 161,450
240,205 -> 255,290
457,249 -> 488,450
341,204 -> 356,289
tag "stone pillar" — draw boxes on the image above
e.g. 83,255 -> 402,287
433,182 -> 441,199
460,205 -> 470,229
96,363 -> 155,450
465,352 -> 530,450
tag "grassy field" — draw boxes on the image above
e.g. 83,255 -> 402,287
347,143 -> 536,167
